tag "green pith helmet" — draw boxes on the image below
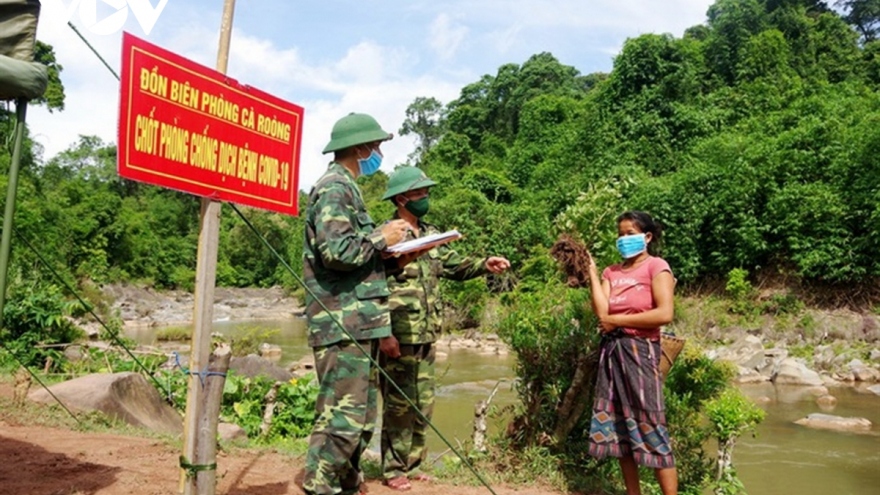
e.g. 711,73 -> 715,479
382,166 -> 437,200
322,112 -> 393,154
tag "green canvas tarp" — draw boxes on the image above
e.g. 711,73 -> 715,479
0,0 -> 45,100
0,0 -> 39,61
0,54 -> 46,100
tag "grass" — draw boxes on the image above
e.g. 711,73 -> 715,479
155,326 -> 191,341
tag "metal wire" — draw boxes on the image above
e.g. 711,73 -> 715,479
230,204 -> 498,495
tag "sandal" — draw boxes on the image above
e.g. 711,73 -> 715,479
383,476 -> 412,491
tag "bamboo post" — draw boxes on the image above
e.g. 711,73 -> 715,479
0,99 -> 28,336
179,1 -> 236,494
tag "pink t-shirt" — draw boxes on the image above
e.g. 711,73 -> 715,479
602,256 -> 672,340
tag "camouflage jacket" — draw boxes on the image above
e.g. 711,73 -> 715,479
303,162 -> 392,347
385,217 -> 488,344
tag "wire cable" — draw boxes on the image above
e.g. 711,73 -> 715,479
230,204 -> 498,495
11,226 -> 172,400
67,22 -> 120,81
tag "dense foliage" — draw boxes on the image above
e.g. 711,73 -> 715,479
0,1 -> 876,310
405,0 -> 880,298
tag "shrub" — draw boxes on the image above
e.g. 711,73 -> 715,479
1,284 -> 85,371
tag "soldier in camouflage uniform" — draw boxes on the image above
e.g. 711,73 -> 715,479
301,113 -> 414,495
379,166 -> 511,490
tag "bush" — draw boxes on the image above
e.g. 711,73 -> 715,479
155,369 -> 318,442
1,284 -> 85,371
725,268 -> 756,315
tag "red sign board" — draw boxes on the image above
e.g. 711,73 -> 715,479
118,33 -> 303,216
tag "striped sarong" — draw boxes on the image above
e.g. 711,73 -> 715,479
587,332 -> 675,469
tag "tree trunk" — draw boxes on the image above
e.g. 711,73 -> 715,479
714,437 -> 737,494
260,382 -> 281,437
553,348 -> 599,443
473,382 -> 502,453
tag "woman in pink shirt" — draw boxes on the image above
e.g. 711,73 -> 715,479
586,211 -> 678,495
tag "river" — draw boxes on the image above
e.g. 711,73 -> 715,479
127,318 -> 880,495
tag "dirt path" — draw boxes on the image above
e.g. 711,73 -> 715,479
0,384 -> 561,495
0,421 -> 568,495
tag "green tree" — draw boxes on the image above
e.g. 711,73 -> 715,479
705,0 -> 770,85
33,41 -> 65,112
836,0 -> 880,41
399,96 -> 445,164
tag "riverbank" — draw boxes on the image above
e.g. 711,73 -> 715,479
98,284 -> 303,329
92,284 -> 880,387
10,285 -> 880,494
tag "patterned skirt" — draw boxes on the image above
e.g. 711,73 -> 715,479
587,332 -> 675,469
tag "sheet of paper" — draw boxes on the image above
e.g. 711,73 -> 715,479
385,229 -> 462,255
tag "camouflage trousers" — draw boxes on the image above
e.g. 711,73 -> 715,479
379,343 -> 435,479
302,340 -> 379,495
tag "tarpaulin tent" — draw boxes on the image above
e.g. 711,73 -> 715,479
0,0 -> 46,99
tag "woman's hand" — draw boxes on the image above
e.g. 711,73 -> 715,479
598,316 -> 618,333
586,250 -> 599,278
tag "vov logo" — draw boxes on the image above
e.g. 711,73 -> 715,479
49,0 -> 170,36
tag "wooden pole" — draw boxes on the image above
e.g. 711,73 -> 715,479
191,344 -> 232,490
0,99 -> 28,338
180,1 -> 236,494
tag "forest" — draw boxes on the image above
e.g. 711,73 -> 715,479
2,0 -> 879,340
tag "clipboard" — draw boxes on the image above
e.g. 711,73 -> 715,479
385,229 -> 462,255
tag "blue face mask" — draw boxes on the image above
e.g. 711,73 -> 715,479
358,149 -> 383,176
616,233 -> 647,259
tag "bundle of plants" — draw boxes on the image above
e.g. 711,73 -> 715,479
549,234 -> 591,288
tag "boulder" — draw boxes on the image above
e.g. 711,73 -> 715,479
848,360 -> 880,382
289,354 -> 315,372
734,366 -> 769,384
258,343 -> 283,360
794,413 -> 871,432
758,348 -> 788,376
772,358 -> 824,386
867,385 -> 880,396
816,395 -> 837,410
821,375 -> 843,387
853,366 -> 880,382
812,345 -> 836,370
218,422 -> 247,442
229,355 -> 294,382
63,345 -> 85,362
861,314 -> 880,342
716,335 -> 764,366
28,372 -> 182,435
870,349 -> 880,362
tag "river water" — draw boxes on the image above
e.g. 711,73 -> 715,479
129,318 -> 880,494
